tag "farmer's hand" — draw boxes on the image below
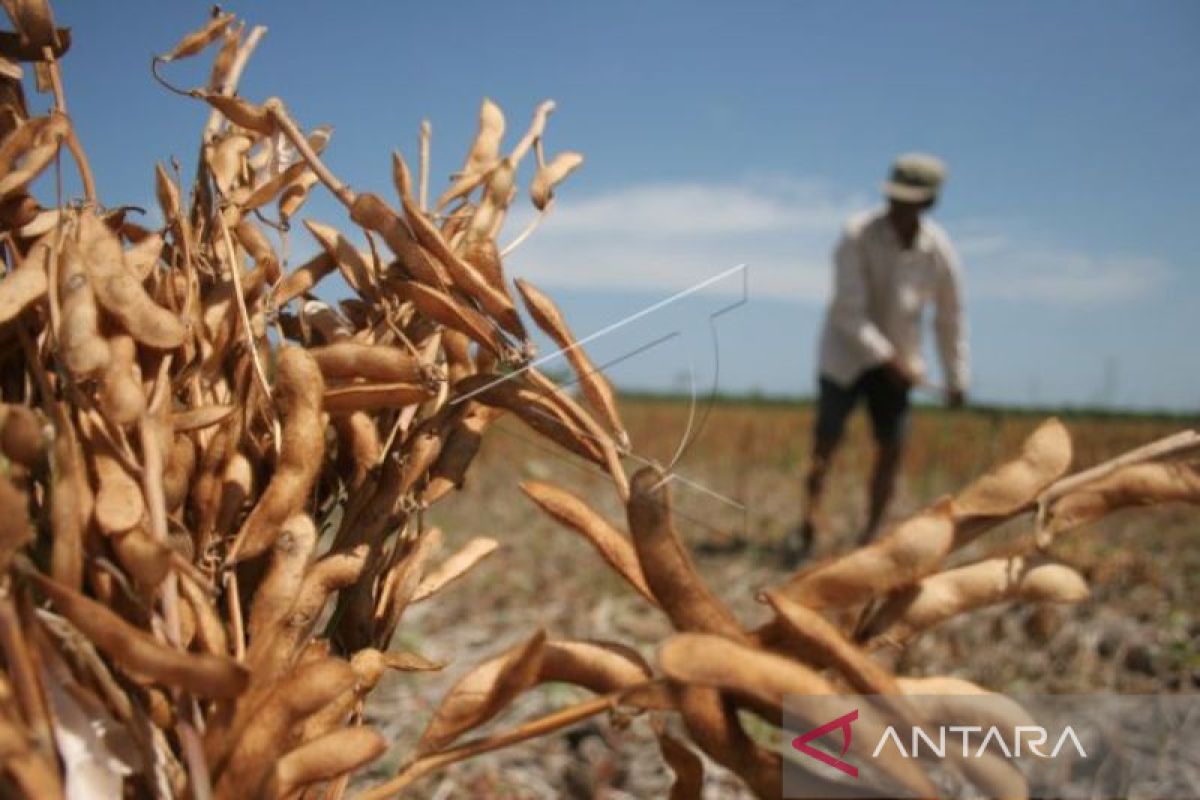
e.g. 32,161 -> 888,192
945,388 -> 966,409
881,358 -> 914,390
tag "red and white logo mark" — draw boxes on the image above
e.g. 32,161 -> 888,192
791,709 -> 859,778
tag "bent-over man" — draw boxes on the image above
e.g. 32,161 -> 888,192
794,152 -> 969,556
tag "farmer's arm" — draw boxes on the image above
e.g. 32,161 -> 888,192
934,242 -> 968,405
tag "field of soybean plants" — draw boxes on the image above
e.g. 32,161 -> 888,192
371,400 -> 1200,797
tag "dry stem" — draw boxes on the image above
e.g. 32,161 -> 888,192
355,693 -> 620,799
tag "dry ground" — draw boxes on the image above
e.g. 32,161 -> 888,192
358,399 -> 1200,798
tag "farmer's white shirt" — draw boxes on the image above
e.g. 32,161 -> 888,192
817,208 -> 969,391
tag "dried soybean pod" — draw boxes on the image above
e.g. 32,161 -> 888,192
509,99 -> 556,166
171,404 -> 235,432
417,629 -> 546,755
302,220 -> 377,299
397,279 -> 506,357
240,160 -> 309,212
527,370 -> 627,496
0,121 -> 64,198
322,381 -> 433,414
157,10 -> 234,62
896,676 -> 1038,732
192,421 -> 234,542
4,0 -> 59,48
774,499 -> 956,610
57,235 -> 110,378
520,480 -> 655,604
423,403 -> 501,505
0,118 -> 38,176
252,545 -> 368,679
1041,460 -> 1200,538
229,346 -> 325,562
211,451 -> 253,546
278,169 -> 318,221
394,150 -> 526,340
310,342 -> 429,384
504,376 -> 608,465
0,404 -> 42,469
396,416 -> 448,496
161,432 -> 196,514
247,514 -> 316,641
178,572 -> 229,658
195,91 -> 277,136
333,411 -> 380,491
297,647 -> 391,746
531,150 -> 584,210
98,334 -> 144,428
464,157 -> 514,241
207,18 -> 242,90
457,373 -> 605,466
48,417 -> 85,590
516,277 -> 628,448
83,416 -> 144,536
675,686 -> 782,799
78,209 -> 187,350
27,572 -> 249,699
896,687 -> 1037,798
626,467 -> 743,637
460,232 -> 505,293
123,231 -> 163,281
112,523 -> 173,588
368,528 -> 443,649
539,639 -> 651,694
858,555 -> 1089,645
207,131 -> 252,195
271,250 -> 336,308
153,161 -> 181,224
410,537 -> 498,604
233,218 -> 280,283
213,657 -> 357,800
659,634 -> 935,799
952,417 -> 1072,539
267,726 -> 387,799
0,239 -> 47,325
349,192 -> 449,288
435,97 -> 505,210
758,590 -> 902,697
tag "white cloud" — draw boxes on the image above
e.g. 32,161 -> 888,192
543,180 -> 854,236
962,240 -> 1168,305
503,177 -> 1170,306
505,176 -> 860,301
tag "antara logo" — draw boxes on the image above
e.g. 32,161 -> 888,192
791,709 -> 859,778
791,709 -> 1088,778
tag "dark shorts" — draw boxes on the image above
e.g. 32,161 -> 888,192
814,367 -> 911,448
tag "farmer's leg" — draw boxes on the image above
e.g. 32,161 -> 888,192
860,367 -> 912,544
799,376 -> 857,547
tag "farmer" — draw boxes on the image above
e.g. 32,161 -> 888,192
793,153 -> 969,556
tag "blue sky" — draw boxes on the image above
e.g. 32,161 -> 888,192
44,2 -> 1200,410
